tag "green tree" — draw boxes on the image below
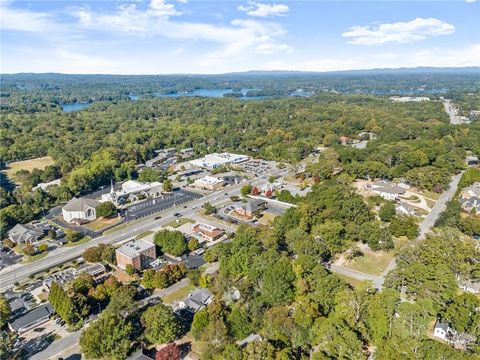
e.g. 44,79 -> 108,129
138,168 -> 160,183
240,184 -> 252,196
95,201 -> 116,218
154,230 -> 187,256
80,313 -> 133,360
141,303 -> 181,345
379,202 -> 396,222
65,229 -> 82,243
203,202 -> 215,215
226,304 -> 252,340
125,264 -> 136,276
163,179 -> 173,192
191,308 -> 210,340
0,295 -> 10,328
188,238 -> 200,252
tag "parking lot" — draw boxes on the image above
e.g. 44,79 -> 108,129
124,189 -> 203,220
238,159 -> 278,177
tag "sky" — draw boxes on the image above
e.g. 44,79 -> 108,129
0,0 -> 479,74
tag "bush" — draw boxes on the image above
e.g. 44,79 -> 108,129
96,202 -> 117,218
154,230 -> 187,256
188,238 -> 199,252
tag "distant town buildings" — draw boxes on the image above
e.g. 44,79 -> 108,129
389,96 -> 430,102
190,152 -> 249,170
62,197 -> 101,223
116,240 -> 156,271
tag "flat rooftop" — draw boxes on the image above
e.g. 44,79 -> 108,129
116,239 -> 155,258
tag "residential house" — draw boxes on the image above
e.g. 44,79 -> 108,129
193,176 -> 224,191
192,223 -> 225,242
370,182 -> 406,200
178,288 -> 213,312
234,199 -> 267,219
8,303 -> 54,334
462,183 -> 480,199
395,202 -> 416,216
459,279 -> 480,294
126,348 -> 154,360
460,197 -> 480,214
116,240 -> 156,271
62,197 -> 101,223
8,224 -> 44,245
433,321 -> 456,341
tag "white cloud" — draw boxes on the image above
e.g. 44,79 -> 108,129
342,17 -> 455,45
238,1 -> 289,17
0,1 -> 58,32
149,0 -> 182,17
466,0 -> 478,3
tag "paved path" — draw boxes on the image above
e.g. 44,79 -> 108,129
329,171 -> 465,288
29,330 -> 81,360
0,170 -> 286,292
443,99 -> 462,125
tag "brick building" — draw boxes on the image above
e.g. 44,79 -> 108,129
116,240 -> 156,270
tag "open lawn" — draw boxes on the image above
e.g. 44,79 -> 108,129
258,212 -> 277,226
136,231 -> 154,240
84,216 -> 123,231
64,236 -> 91,247
344,249 -> 394,276
23,252 -> 48,263
162,282 -> 195,304
162,218 -> 195,228
5,156 -> 55,182
334,273 -> 367,288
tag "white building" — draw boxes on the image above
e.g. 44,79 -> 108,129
193,176 -> 224,191
190,152 -> 249,169
369,182 -> 406,200
433,321 -> 457,341
101,180 -> 163,205
389,96 -> 430,102
32,179 -> 61,192
62,197 -> 101,223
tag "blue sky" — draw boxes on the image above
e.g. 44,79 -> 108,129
1,0 -> 479,74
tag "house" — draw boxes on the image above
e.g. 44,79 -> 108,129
193,176 -> 224,191
101,180 -> 163,205
192,223 -> 225,242
126,348 -> 154,360
62,197 -> 101,223
433,321 -> 457,341
76,262 -> 108,282
234,199 -> 267,219
32,179 -> 61,192
179,147 -> 194,159
395,202 -> 416,216
461,183 -> 480,199
8,224 -> 44,244
370,182 -> 405,200
116,240 -> 156,271
190,152 -> 249,170
178,288 -> 213,312
460,197 -> 480,213
8,303 -> 54,334
459,279 -> 480,294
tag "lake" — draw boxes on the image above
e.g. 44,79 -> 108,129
62,103 -> 91,112
157,88 -> 270,100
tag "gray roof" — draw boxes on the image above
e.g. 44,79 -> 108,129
435,321 -> 450,332
371,182 -> 405,195
242,198 -> 266,213
464,183 -> 480,197
9,303 -> 54,332
126,349 -> 154,360
116,240 -> 155,259
182,288 -> 213,311
63,197 -> 100,212
238,334 -> 262,347
8,224 -> 44,244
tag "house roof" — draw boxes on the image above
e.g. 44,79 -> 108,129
8,224 -> 44,244
126,349 -> 154,360
434,321 -> 450,332
182,288 -> 213,311
9,303 -> 54,331
371,182 -> 405,195
237,334 -> 262,347
63,197 -> 101,212
116,240 -> 155,259
464,183 -> 480,198
241,198 -> 266,213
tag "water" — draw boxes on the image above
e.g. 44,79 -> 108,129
157,88 -> 270,100
62,103 -> 91,112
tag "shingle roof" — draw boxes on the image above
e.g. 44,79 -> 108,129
9,303 -> 54,331
8,224 -> 44,244
63,197 -> 101,212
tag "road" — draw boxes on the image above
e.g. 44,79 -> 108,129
0,170 -> 286,292
443,99 -> 462,125
329,170 -> 465,288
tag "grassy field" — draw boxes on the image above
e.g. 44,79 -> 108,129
162,282 -> 194,304
64,236 -> 91,247
421,190 -> 441,201
162,218 -> 195,228
5,156 -> 55,182
258,212 -> 277,226
23,252 -> 49,263
84,216 -> 123,231
135,231 -> 154,240
335,273 -> 367,288
344,250 -> 394,276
